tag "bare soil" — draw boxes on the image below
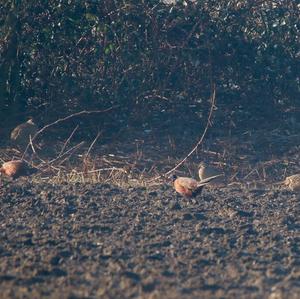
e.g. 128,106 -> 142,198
0,116 -> 300,299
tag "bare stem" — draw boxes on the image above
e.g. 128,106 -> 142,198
22,106 -> 118,159
148,84 -> 217,182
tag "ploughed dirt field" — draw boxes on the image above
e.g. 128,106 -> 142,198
1,176 -> 300,298
0,118 -> 300,299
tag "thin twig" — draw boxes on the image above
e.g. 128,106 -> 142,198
29,135 -> 36,154
82,131 -> 102,173
85,131 -> 102,158
243,168 -> 259,180
58,125 -> 79,157
182,19 -> 201,48
148,41 -> 217,183
148,85 -> 216,182
22,106 -> 118,159
66,167 -> 127,175
49,141 -> 85,165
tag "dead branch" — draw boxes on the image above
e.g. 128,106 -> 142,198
148,42 -> 217,183
49,141 -> 85,165
31,127 -> 81,172
22,106 -> 118,159
85,131 -> 102,158
29,135 -> 36,155
148,84 -> 217,182
82,131 -> 102,173
163,86 -> 216,175
67,167 -> 127,175
58,125 -> 79,156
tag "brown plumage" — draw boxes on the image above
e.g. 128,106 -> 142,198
10,119 -> 38,148
199,162 -> 224,185
173,174 -> 222,198
283,174 -> 300,192
0,160 -> 37,179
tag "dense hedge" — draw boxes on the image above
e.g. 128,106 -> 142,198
0,0 -> 299,129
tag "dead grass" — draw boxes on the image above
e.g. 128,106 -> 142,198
1,123 -> 299,189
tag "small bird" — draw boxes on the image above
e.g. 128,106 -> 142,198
10,118 -> 38,148
0,160 -> 37,179
199,162 -> 224,185
283,174 -> 300,192
173,174 -> 222,198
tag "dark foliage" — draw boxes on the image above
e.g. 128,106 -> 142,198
0,0 -> 299,131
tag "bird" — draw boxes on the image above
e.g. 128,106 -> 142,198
10,118 -> 38,148
173,174 -> 222,198
198,162 -> 224,185
0,160 -> 37,180
283,174 -> 300,192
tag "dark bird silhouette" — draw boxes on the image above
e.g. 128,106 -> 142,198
10,119 -> 38,148
0,160 -> 37,179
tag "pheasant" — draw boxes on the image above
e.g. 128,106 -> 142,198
0,160 -> 37,179
10,119 -> 38,148
173,174 -> 222,198
198,162 -> 224,185
283,174 -> 300,192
